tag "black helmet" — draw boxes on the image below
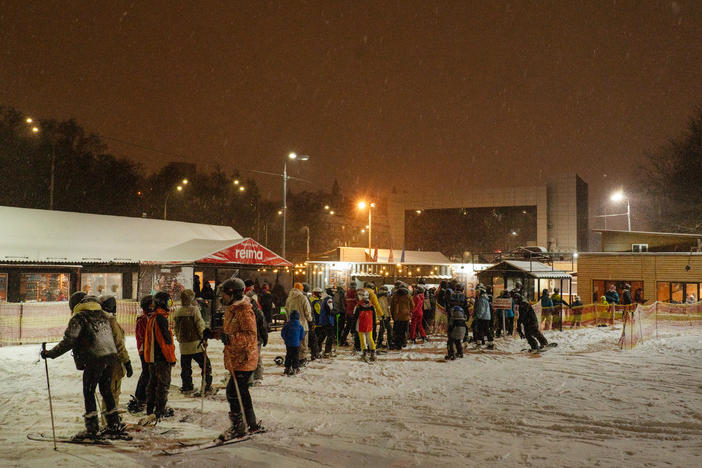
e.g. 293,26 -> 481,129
244,279 -> 255,288
221,278 -> 245,296
140,294 -> 153,311
69,291 -> 87,312
302,283 -> 311,293
513,293 -> 523,303
99,295 -> 117,314
153,291 -> 171,311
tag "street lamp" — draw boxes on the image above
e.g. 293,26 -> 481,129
357,201 -> 376,251
163,179 -> 189,220
610,190 -> 631,231
283,152 -> 309,258
26,118 -> 56,210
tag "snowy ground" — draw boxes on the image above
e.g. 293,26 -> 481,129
1,325 -> 701,467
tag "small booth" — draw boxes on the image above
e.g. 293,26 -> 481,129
477,260 -> 573,302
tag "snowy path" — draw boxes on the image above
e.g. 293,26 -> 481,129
1,326 -> 701,467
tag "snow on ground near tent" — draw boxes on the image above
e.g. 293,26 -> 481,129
1,326 -> 702,467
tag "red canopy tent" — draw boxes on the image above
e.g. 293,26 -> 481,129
197,238 -> 292,267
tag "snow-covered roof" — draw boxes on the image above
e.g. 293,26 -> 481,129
337,247 -> 451,265
479,260 -> 572,279
0,205 -> 242,264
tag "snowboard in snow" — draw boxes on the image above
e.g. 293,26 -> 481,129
27,433 -> 113,445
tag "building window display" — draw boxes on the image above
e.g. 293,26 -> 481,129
81,273 -> 123,299
592,280 -> 642,304
20,273 -> 70,302
0,273 -> 7,301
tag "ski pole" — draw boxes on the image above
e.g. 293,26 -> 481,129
231,372 -> 249,436
200,340 -> 207,426
42,343 -> 57,451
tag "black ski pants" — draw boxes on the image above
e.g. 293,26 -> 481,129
309,326 -> 321,358
476,318 -> 494,344
447,338 -> 463,357
83,355 -> 116,417
340,315 -> 355,345
318,325 -> 335,355
146,360 -> 172,416
525,324 -> 548,350
284,346 -> 300,370
180,351 -> 213,391
336,313 -> 345,343
393,320 -> 409,348
226,370 -> 254,416
135,353 -> 149,402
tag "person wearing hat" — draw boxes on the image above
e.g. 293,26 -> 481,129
473,286 -> 494,349
285,283 -> 314,361
376,285 -> 392,349
318,286 -> 337,357
571,295 -> 584,328
390,283 -> 413,349
354,289 -> 377,361
309,287 -> 324,360
128,295 -> 153,414
144,291 -> 177,420
172,289 -> 212,394
515,293 -> 548,351
218,277 -> 262,439
340,281 -> 359,348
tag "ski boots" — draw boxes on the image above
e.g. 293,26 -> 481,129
361,350 -> 368,362
127,395 -> 144,414
369,350 -> 377,361
219,411 -> 247,441
73,413 -> 101,441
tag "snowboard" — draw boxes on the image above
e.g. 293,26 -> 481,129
159,428 -> 266,456
28,432 -> 113,445
521,342 -> 558,353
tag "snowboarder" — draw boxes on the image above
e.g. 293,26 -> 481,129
446,305 -> 467,359
281,309 -> 306,374
172,289 -> 212,394
144,291 -> 176,419
97,295 -> 132,424
516,293 -> 548,351
40,292 -> 126,440
354,289 -> 377,361
218,278 -> 262,439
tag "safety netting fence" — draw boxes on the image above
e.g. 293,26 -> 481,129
0,301 -> 140,346
618,301 -> 702,350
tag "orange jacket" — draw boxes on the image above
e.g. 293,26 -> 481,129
223,298 -> 258,373
144,308 -> 176,364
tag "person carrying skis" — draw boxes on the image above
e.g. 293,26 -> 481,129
409,286 -> 427,343
318,286 -> 336,357
446,305 -> 467,360
128,294 -> 152,413
218,278 -> 262,439
354,289 -> 377,361
172,289 -> 212,394
97,295 -> 132,423
281,309 -> 306,374
515,293 -> 548,352
143,291 -> 176,420
40,292 -> 126,440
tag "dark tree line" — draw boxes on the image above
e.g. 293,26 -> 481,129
638,108 -> 702,233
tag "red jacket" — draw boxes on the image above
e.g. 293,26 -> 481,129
144,308 -> 176,364
355,303 -> 376,333
412,294 -> 425,318
135,312 -> 147,355
345,288 -> 358,317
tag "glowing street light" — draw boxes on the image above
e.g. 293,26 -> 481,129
357,201 -> 375,251
282,152 -> 310,258
164,179 -> 189,220
610,190 -> 631,231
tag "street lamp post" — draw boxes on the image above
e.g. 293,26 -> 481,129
282,153 -> 309,258
610,190 -> 631,231
302,225 -> 310,261
26,118 -> 56,210
163,179 -> 188,220
357,201 -> 376,251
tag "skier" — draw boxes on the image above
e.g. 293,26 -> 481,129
97,295 -> 132,423
218,278 -> 263,439
409,286 -> 427,343
390,283 -> 413,349
354,289 -> 377,361
40,292 -> 126,440
128,295 -> 152,413
473,286 -> 494,349
144,291 -> 176,420
172,289 -> 212,394
318,286 -> 336,357
446,305 -> 467,360
281,309 -> 306,374
515,293 -> 548,352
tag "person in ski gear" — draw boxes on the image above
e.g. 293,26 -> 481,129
354,289 -> 377,361
550,288 -> 569,330
285,283 -> 314,360
245,280 -> 268,385
309,287 -> 323,360
40,292 -> 124,440
129,295 -> 153,413
363,282 -> 384,342
446,305 -> 467,359
571,295 -> 584,328
144,291 -> 176,419
281,309 -> 306,374
515,293 -> 548,351
390,284 -> 413,349
473,287 -> 494,348
340,281 -> 359,348
318,286 -> 336,357
376,285 -> 392,348
172,289 -> 212,394
333,285 -> 346,343
409,286 -> 427,343
97,295 -> 132,424
605,284 -> 620,305
218,277 -> 261,439
540,289 -> 554,331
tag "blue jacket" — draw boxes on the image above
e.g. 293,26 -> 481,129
474,295 -> 491,320
540,295 -> 553,309
281,310 -> 306,347
605,290 -> 620,304
319,296 -> 335,327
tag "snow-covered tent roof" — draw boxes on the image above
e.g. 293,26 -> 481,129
0,205 -> 243,264
149,238 -> 292,267
336,247 -> 450,265
478,260 -> 572,279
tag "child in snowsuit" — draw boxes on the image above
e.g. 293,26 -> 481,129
144,291 -> 176,419
446,306 -> 467,359
41,292 -> 125,440
516,294 -> 548,351
409,287 -> 427,343
281,310 -> 306,375
98,295 -> 132,424
354,289 -> 377,361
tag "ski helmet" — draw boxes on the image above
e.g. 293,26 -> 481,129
220,277 -> 245,301
99,295 -> 117,314
69,291 -> 87,312
153,291 -> 171,311
140,294 -> 154,312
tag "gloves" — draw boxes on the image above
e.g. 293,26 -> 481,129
202,328 -> 213,340
125,361 -> 133,378
221,333 -> 230,345
40,349 -> 48,359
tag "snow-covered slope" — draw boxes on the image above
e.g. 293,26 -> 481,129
1,326 -> 701,467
